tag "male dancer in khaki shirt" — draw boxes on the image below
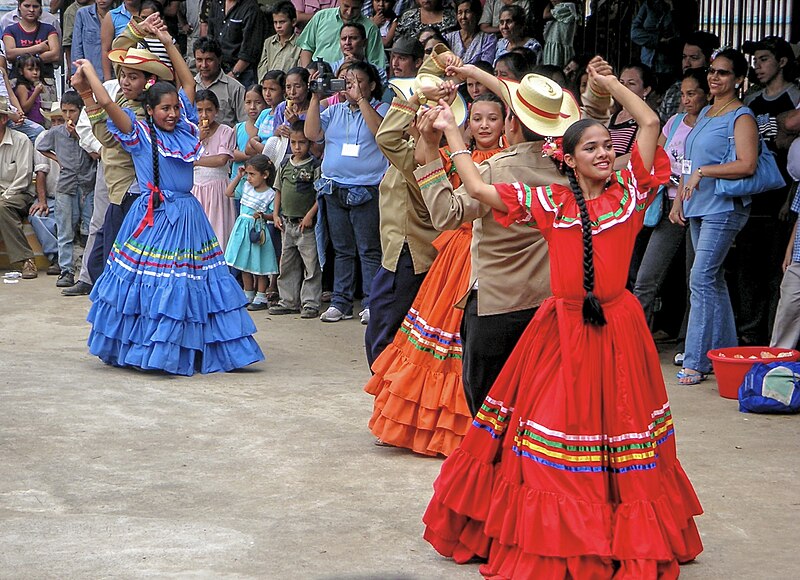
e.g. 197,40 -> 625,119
413,58 -> 614,415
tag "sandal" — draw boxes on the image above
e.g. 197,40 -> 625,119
677,369 -> 707,385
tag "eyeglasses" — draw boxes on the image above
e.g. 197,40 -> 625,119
707,67 -> 734,77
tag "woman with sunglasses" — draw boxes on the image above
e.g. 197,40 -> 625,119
670,48 -> 759,386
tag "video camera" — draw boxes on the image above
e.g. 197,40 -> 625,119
309,58 -> 346,96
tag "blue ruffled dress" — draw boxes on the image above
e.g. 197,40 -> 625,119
87,93 -> 265,375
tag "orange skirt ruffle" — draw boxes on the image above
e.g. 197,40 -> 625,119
365,225 -> 473,457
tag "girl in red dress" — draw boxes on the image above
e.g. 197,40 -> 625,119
365,93 -> 508,457
418,67 -> 703,578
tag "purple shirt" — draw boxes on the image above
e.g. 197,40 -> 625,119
444,30 -> 496,65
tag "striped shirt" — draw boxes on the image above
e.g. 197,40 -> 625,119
791,190 -> 800,265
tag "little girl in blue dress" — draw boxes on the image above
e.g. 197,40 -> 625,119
72,39 -> 264,375
224,155 -> 280,311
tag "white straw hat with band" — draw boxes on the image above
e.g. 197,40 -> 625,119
497,74 -> 580,137
388,73 -> 468,126
108,47 -> 175,81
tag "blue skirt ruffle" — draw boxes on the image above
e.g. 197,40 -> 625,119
88,191 -> 265,375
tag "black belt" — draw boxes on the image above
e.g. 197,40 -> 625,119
284,216 -> 306,224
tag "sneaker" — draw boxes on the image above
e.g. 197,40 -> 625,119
247,301 -> 269,311
46,258 -> 60,276
56,271 -> 74,288
20,259 -> 37,279
268,304 -> 300,315
300,307 -> 319,319
61,281 -> 93,296
359,308 -> 370,325
320,306 -> 352,322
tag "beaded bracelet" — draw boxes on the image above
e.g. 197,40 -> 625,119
449,149 -> 471,158
128,19 -> 145,39
78,90 -> 94,101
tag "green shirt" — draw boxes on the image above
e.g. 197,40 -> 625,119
275,157 -> 321,218
296,8 -> 386,70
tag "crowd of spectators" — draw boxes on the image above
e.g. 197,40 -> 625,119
0,0 -> 799,365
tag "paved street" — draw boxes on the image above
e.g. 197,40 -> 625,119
1,275 -> 798,579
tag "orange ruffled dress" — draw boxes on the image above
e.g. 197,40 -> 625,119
422,144 -> 703,578
364,146 -> 505,457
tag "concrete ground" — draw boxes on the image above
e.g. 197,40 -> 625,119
1,275 -> 798,579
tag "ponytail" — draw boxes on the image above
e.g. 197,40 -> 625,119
146,113 -> 161,209
565,166 -> 606,326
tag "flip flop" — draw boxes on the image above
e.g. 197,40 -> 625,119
677,369 -> 707,385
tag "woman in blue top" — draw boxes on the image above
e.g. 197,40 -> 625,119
305,60 -> 389,324
671,48 -> 759,385
72,20 -> 264,376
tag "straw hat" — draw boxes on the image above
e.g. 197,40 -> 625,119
388,73 -> 468,126
41,102 -> 63,120
108,47 -> 175,81
497,74 -> 580,137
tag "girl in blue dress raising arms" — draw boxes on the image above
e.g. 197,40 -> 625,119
71,17 -> 264,376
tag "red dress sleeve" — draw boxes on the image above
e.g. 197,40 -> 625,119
626,142 -> 671,207
492,182 -> 539,227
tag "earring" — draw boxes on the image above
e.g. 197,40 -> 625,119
735,83 -> 740,89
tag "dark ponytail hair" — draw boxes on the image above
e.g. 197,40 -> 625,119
561,118 -> 608,326
143,81 -> 179,205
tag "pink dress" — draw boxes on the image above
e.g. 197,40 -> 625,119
192,123 -> 236,251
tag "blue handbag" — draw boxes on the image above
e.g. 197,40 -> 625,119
644,113 -> 685,227
714,108 -> 786,197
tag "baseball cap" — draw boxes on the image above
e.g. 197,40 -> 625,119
391,35 -> 424,59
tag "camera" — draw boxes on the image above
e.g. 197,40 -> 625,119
309,58 -> 346,96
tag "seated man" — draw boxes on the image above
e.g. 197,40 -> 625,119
28,104 -> 64,276
0,96 -> 36,278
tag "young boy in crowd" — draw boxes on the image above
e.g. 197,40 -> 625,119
771,186 -> 800,349
256,1 -> 301,84
269,120 -> 322,319
28,103 -> 64,276
36,91 -> 98,288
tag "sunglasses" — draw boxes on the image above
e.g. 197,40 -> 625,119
707,66 -> 734,77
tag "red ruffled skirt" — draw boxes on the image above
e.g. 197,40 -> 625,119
364,225 -> 473,457
423,291 -> 703,578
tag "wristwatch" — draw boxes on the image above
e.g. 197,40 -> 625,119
417,92 -> 428,105
232,70 -> 241,79
697,167 -> 704,178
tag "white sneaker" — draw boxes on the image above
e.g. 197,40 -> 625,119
320,306 -> 353,322
359,308 -> 370,325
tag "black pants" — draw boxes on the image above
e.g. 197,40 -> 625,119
460,290 -> 537,416
364,246 -> 427,368
87,193 -> 138,283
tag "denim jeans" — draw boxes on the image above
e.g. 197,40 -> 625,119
28,197 -> 57,259
633,211 -> 687,328
78,164 -> 110,285
55,187 -> 94,274
684,206 -> 750,374
324,185 -> 381,315
7,118 -> 44,142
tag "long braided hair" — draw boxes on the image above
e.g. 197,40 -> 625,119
142,81 -> 179,207
561,118 -> 608,327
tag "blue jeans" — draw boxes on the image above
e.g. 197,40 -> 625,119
633,211 -> 687,328
8,118 -> 44,142
324,185 -> 381,315
28,197 -> 57,259
55,187 -> 94,274
684,207 -> 750,374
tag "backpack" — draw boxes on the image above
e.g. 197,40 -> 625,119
739,362 -> 800,414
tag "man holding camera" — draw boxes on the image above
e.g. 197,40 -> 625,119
297,0 -> 385,72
